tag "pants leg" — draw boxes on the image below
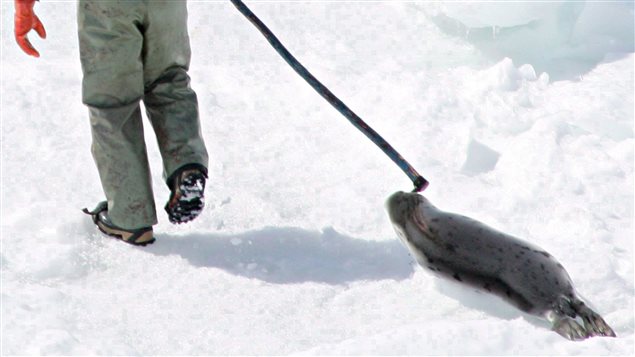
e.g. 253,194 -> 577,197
142,1 -> 209,182
78,0 -> 157,229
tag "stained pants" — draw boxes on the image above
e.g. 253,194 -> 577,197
78,0 -> 208,229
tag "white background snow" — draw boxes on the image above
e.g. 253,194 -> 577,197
1,0 -> 633,355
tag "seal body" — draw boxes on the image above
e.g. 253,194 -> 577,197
386,191 -> 615,340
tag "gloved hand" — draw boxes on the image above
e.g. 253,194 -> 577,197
14,0 -> 46,57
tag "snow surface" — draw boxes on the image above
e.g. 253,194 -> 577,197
1,0 -> 633,355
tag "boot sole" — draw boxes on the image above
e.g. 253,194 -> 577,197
83,203 -> 156,246
96,221 -> 156,246
165,172 -> 206,224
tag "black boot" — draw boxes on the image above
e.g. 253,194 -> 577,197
165,164 -> 208,224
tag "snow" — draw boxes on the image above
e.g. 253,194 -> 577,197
1,0 -> 633,355
431,0 -> 634,81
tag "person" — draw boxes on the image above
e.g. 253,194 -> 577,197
14,0 -> 209,246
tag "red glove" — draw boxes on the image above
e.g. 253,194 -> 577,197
14,0 -> 46,57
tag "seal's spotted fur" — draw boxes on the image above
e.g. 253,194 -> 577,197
386,191 -> 615,341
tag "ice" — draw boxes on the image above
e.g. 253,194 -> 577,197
437,1 -> 562,28
430,0 -> 634,81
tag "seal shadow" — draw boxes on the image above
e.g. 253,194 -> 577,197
145,227 -> 415,285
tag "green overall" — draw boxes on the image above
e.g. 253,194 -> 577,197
78,0 -> 208,229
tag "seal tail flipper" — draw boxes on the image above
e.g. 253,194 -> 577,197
547,296 -> 616,340
548,312 -> 589,341
572,300 -> 617,338
547,296 -> 589,341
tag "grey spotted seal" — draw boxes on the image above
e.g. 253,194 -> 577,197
385,191 -> 616,341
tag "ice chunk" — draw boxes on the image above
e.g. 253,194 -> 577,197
518,64 -> 537,81
461,139 -> 501,176
438,1 -> 561,28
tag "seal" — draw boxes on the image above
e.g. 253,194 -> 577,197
385,191 -> 616,341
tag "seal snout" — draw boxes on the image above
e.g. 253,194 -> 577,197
385,191 -> 406,211
385,191 -> 425,227
385,191 -> 409,224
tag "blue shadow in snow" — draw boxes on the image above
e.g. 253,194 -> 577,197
146,227 -> 415,285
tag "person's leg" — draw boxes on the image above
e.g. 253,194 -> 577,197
78,0 -> 157,229
142,1 -> 209,182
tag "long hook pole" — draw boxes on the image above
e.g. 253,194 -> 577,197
230,0 -> 429,192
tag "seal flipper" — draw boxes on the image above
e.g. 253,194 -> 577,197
546,296 -> 616,340
550,315 -> 589,341
572,300 -> 616,337
546,296 -> 588,340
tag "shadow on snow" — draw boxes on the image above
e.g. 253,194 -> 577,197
146,226 -> 415,285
